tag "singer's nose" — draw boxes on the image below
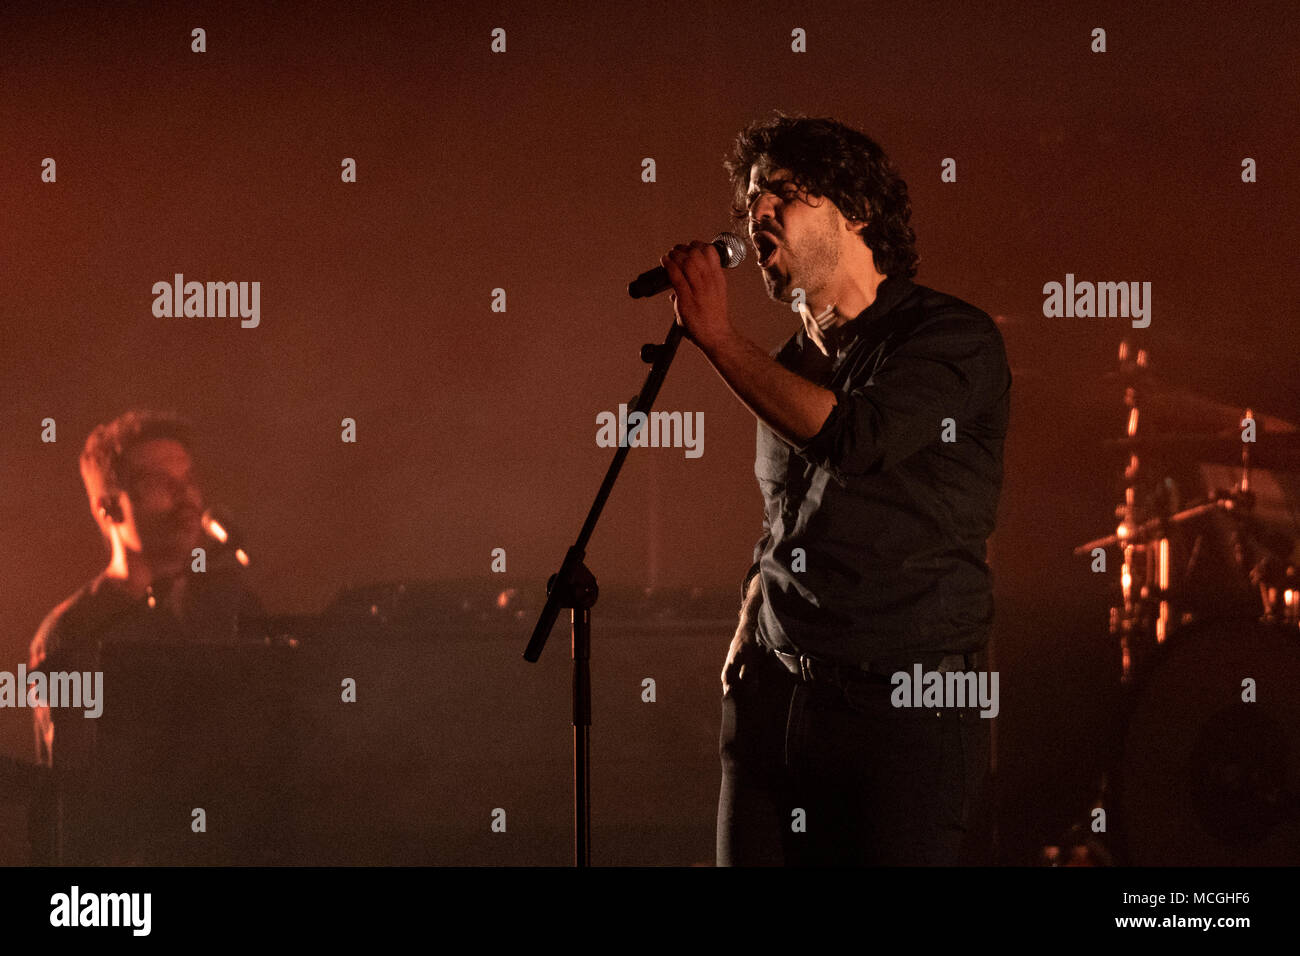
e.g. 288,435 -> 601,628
748,192 -> 780,228
748,212 -> 775,238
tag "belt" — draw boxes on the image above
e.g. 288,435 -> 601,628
761,640 -> 974,688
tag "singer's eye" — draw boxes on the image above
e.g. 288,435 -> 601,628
747,183 -> 796,213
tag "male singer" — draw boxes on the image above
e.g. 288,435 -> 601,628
659,114 -> 1010,865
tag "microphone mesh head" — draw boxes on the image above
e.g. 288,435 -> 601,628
713,232 -> 747,268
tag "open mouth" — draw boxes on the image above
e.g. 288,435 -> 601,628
754,233 -> 779,267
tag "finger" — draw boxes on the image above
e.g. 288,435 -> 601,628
690,239 -> 720,269
669,292 -> 687,328
665,246 -> 701,296
682,242 -> 722,295
722,656 -> 738,688
676,243 -> 710,290
660,253 -> 691,299
666,244 -> 694,267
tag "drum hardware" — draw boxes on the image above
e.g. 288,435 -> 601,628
1077,345 -> 1293,680
1055,341 -> 1300,864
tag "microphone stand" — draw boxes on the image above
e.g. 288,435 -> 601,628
524,318 -> 687,867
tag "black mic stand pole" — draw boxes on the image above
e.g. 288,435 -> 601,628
524,319 -> 687,867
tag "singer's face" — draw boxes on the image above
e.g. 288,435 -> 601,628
119,439 -> 205,560
746,163 -> 843,304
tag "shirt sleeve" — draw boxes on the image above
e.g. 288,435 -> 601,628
791,312 -> 1007,481
28,620 -> 56,769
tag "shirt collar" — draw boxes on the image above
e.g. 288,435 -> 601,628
796,274 -> 915,355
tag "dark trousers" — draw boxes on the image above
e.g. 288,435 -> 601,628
717,642 -> 990,866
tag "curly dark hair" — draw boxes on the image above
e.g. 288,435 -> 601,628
80,408 -> 194,509
724,112 -> 919,278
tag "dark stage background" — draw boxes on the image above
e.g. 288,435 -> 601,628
1,0 -> 1297,865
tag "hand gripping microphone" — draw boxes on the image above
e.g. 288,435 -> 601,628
627,232 -> 748,298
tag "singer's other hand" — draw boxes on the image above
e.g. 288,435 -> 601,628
661,241 -> 733,350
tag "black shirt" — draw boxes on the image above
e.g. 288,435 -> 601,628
27,562 -> 263,863
746,275 -> 1011,665
28,564 -> 263,770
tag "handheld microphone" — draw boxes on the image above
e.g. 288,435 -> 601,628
627,232 -> 748,299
